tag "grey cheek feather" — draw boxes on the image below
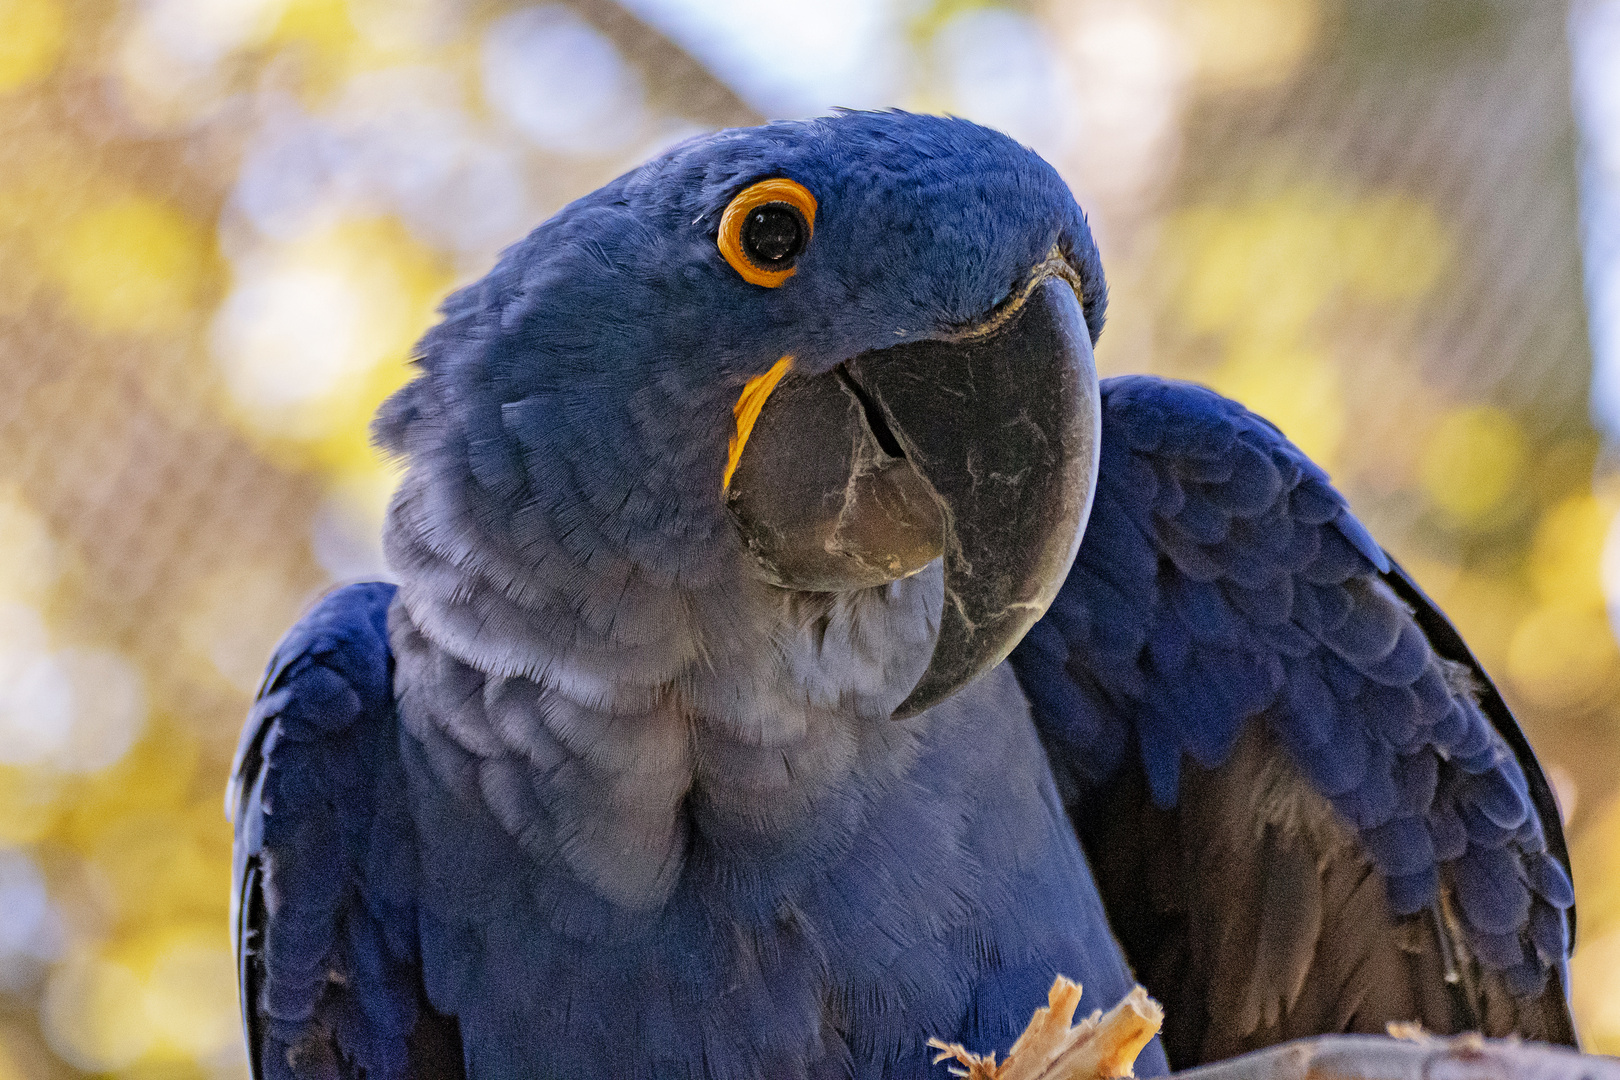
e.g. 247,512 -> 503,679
780,565 -> 943,719
399,626 -> 696,909
524,688 -> 691,778
396,553 -> 704,708
389,460 -> 709,702
384,405 -> 962,914
393,616 -> 505,759
669,563 -> 942,747
545,753 -> 690,909
488,674 -> 695,897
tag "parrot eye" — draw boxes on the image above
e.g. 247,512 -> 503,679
742,204 -> 807,267
719,177 -> 818,287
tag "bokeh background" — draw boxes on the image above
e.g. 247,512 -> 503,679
0,0 -> 1618,1075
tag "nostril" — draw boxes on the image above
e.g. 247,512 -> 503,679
835,363 -> 906,459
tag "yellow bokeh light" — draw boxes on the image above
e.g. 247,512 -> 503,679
181,564 -> 319,694
0,486 -> 57,605
1529,494 -> 1615,610
1506,604 -> 1620,715
56,721 -> 203,851
0,0 -> 66,94
1334,350 -> 1444,495
277,0 -> 359,51
1337,194 -> 1452,301
42,194 -> 212,336
210,216 -> 446,472
41,950 -> 153,1072
1572,792 -> 1620,1056
1427,570 -> 1530,674
40,925 -> 240,1072
84,808 -> 225,927
0,763 -> 64,844
1169,197 -> 1339,343
1168,187 -> 1451,348
1575,792 -> 1620,948
1574,929 -> 1620,1056
0,1037 -> 24,1080
141,925 -> 241,1061
1204,342 -> 1345,470
1419,405 -> 1527,525
0,155 -> 82,320
1174,0 -> 1321,91
270,0 -> 370,95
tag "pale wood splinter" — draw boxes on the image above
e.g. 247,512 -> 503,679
928,978 -> 1165,1080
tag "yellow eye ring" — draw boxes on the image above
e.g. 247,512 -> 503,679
718,178 -> 818,288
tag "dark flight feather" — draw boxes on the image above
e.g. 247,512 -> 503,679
229,582 -> 464,1080
1010,376 -> 1577,1069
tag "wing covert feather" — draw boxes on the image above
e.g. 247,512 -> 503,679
229,582 -> 462,1080
1010,377 -> 1575,1067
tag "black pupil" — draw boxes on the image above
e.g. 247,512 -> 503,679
741,203 -> 805,267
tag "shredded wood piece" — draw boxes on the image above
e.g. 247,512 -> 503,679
928,978 -> 1164,1080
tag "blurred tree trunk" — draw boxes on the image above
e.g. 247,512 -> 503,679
562,0 -> 762,127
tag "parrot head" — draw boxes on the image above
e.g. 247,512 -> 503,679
379,110 -> 1106,717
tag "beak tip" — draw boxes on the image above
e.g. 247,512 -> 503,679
879,272 -> 1101,719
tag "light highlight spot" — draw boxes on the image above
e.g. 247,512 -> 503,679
0,606 -> 146,774
480,5 -> 647,155
209,217 -> 446,467
0,488 -> 57,605
935,8 -> 1069,155
113,0 -> 288,125
42,951 -> 152,1071
0,847 -> 63,990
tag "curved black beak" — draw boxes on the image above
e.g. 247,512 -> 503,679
726,263 -> 1101,718
850,271 -> 1100,717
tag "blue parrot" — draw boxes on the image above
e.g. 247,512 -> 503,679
229,111 -> 1576,1080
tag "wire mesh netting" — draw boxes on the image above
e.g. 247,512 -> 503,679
0,0 -> 1617,1077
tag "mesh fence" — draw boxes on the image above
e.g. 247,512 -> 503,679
0,1 -> 1616,1076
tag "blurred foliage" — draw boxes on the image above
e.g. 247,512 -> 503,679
0,0 -> 1616,1076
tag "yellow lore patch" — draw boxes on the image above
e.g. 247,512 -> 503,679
723,356 -> 794,491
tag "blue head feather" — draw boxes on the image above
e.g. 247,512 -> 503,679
376,112 -> 1103,582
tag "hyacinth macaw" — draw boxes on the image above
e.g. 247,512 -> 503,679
229,111 -> 1577,1080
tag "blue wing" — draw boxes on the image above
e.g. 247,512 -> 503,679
229,582 -> 462,1080
1010,377 -> 1576,1066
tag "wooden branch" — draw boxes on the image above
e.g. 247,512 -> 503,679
1173,1030 -> 1620,1080
927,980 -> 1620,1080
